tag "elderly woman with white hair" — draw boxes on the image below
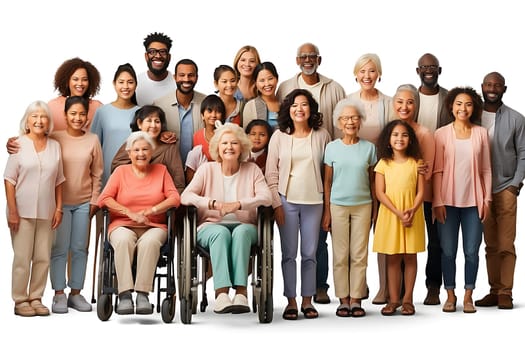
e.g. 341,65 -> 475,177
181,122 -> 272,314
97,131 -> 180,315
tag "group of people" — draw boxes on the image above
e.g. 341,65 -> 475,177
4,32 -> 524,322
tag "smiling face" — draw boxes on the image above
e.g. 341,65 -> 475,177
113,71 -> 137,101
356,60 -> 379,92
26,108 -> 50,136
452,93 -> 474,122
337,105 -> 361,136
68,68 -> 89,97
394,90 -> 417,122
237,51 -> 258,78
127,138 -> 153,167
218,131 -> 241,162
390,124 -> 410,152
137,113 -> 162,139
65,102 -> 88,134
202,106 -> 223,128
248,125 -> 269,152
417,54 -> 441,89
145,41 -> 171,76
215,70 -> 238,97
255,68 -> 278,97
175,63 -> 198,95
290,94 -> 311,125
296,43 -> 320,76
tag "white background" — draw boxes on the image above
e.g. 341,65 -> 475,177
1,1 -> 523,349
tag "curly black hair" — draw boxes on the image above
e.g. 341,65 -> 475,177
143,32 -> 172,51
277,89 -> 323,134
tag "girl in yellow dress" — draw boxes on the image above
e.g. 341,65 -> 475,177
373,120 -> 425,316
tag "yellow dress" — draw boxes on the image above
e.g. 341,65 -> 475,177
372,158 -> 425,254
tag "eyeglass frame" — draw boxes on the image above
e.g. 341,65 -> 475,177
339,115 -> 360,122
146,48 -> 169,57
297,53 -> 320,61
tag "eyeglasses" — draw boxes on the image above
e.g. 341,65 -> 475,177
339,115 -> 360,122
297,53 -> 319,61
147,48 -> 169,57
419,65 -> 439,71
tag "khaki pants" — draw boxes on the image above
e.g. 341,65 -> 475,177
109,226 -> 167,294
330,203 -> 371,299
11,218 -> 54,304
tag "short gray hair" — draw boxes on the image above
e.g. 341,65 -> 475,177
125,131 -> 156,151
332,99 -> 365,128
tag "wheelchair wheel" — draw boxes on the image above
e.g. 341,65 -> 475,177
258,294 -> 273,323
180,297 -> 192,324
97,294 -> 113,321
161,295 -> 176,323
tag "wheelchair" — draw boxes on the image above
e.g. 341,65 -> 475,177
177,205 -> 274,324
95,207 -> 177,323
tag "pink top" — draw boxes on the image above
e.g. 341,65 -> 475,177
51,130 -> 103,205
413,123 -> 435,202
48,96 -> 103,131
4,135 -> 65,220
181,161 -> 272,230
97,164 -> 180,233
432,123 -> 492,217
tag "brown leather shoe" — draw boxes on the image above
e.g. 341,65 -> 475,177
475,293 -> 498,307
498,294 -> 514,309
423,287 -> 441,305
30,299 -> 50,316
314,288 -> 331,304
14,302 -> 36,317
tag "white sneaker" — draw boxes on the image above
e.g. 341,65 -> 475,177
213,293 -> 233,314
52,294 -> 68,314
231,294 -> 250,314
68,294 -> 92,312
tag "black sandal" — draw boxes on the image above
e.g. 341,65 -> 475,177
301,304 -> 319,319
282,307 -> 298,320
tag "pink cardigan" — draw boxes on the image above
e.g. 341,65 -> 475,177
181,161 -> 272,230
432,123 -> 492,217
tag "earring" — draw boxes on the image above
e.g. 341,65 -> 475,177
378,77 -> 381,83
355,78 -> 358,82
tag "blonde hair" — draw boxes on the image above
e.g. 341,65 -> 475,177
209,122 -> 252,162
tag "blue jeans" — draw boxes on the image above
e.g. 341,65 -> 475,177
50,202 -> 91,291
198,223 -> 257,290
437,206 -> 482,290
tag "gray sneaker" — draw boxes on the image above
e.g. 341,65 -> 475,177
116,294 -> 134,315
68,294 -> 92,312
135,292 -> 153,315
52,294 -> 68,314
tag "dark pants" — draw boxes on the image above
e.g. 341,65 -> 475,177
424,202 -> 442,288
316,229 -> 329,291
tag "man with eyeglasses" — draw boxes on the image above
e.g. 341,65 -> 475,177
415,53 -> 453,306
276,42 -> 346,305
136,32 -> 176,106
476,72 -> 525,310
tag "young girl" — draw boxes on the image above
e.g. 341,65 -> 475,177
50,96 -> 103,313
185,95 -> 226,183
372,119 -> 425,316
214,65 -> 244,126
245,119 -> 273,174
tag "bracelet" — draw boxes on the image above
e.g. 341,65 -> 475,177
211,199 -> 216,210
152,206 -> 158,214
56,208 -> 63,213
